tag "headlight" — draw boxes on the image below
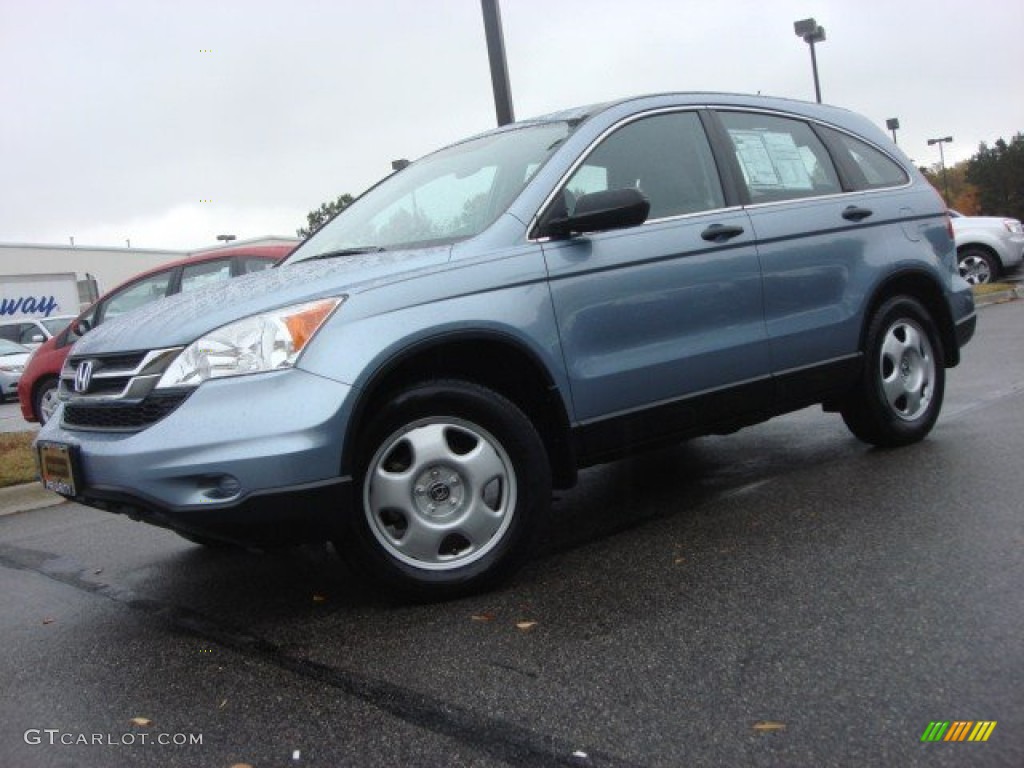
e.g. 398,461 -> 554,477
156,297 -> 343,389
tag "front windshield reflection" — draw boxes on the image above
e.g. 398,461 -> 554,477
287,122 -> 571,264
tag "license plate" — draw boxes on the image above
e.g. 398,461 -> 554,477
37,441 -> 78,497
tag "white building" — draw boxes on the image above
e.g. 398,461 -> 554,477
0,235 -> 301,300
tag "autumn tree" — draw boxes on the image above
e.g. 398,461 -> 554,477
966,133 -> 1024,221
297,193 -> 354,238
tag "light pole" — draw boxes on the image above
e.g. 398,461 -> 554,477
794,18 -> 826,103
480,0 -> 515,126
217,234 -> 236,247
886,118 -> 900,146
927,136 -> 953,205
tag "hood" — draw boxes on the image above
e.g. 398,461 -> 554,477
73,246 -> 451,354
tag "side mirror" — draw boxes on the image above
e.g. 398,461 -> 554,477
30,334 -> 45,344
542,188 -> 650,238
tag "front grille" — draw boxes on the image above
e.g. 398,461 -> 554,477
63,392 -> 191,430
60,347 -> 187,432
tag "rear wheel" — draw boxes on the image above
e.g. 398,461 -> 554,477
958,247 -> 999,285
339,380 -> 550,599
841,296 -> 945,447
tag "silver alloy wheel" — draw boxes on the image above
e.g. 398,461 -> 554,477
879,318 -> 935,421
958,253 -> 992,285
39,385 -> 60,424
363,417 -> 517,571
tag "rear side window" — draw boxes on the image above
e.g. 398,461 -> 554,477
179,259 -> 232,294
562,111 -> 725,220
818,126 -> 909,190
239,256 -> 276,274
718,111 -> 841,203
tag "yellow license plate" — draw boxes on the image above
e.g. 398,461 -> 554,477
38,442 -> 78,497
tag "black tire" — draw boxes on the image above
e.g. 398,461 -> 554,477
841,296 -> 945,447
957,247 -> 999,285
34,378 -> 59,425
338,380 -> 551,599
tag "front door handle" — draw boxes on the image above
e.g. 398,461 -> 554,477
701,224 -> 745,243
842,205 -> 873,222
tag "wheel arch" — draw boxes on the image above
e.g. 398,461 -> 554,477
342,332 -> 577,489
860,269 -> 960,367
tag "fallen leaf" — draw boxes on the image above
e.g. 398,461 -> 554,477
129,717 -> 153,727
42,618 -> 55,625
471,613 -> 496,622
312,594 -> 327,603
674,557 -> 686,564
572,750 -> 589,759
219,699 -> 228,709
515,620 -> 538,631
229,764 -> 254,768
752,721 -> 786,732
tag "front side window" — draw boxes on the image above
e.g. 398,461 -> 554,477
561,111 -> 725,220
719,111 -> 841,203
98,270 -> 174,323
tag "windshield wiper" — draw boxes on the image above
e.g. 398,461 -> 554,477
305,246 -> 386,261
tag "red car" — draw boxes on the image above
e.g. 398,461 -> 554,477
18,245 -> 292,423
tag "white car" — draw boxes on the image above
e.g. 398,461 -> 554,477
950,210 -> 1024,284
0,315 -> 77,349
0,338 -> 31,402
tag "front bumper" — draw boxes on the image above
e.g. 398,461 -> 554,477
37,367 -> 357,543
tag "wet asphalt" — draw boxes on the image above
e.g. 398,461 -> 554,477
1,299 -> 1022,767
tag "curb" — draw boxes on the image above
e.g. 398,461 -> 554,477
973,284 -> 1024,307
0,481 -> 65,517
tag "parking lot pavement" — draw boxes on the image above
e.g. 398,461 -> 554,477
0,400 -> 37,434
0,301 -> 1021,766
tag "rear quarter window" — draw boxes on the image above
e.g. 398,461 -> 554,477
818,126 -> 909,190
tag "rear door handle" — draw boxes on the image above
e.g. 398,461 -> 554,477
701,224 -> 745,243
842,206 -> 873,222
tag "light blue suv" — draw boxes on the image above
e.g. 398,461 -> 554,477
37,93 -> 975,597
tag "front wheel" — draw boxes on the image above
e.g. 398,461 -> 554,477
958,247 -> 999,285
338,380 -> 551,599
34,379 -> 60,425
841,296 -> 945,447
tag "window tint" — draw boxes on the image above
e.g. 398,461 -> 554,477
239,256 -> 276,274
100,270 -> 174,323
562,111 -> 725,220
819,127 -> 909,190
719,111 -> 841,203
180,259 -> 232,294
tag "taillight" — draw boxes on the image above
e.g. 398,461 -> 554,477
945,212 -> 955,240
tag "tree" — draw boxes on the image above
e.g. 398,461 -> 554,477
297,193 -> 354,238
919,160 -> 980,213
966,133 -> 1024,221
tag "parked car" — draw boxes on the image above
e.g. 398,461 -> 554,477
949,210 -> 1024,284
0,315 -> 77,349
0,339 -> 32,402
17,245 -> 291,424
34,93 -> 975,598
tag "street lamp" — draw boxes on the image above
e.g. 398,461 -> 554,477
217,234 -> 236,247
927,136 -> 954,205
794,18 -> 826,103
886,118 -> 900,146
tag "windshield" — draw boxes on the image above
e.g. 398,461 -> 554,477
285,121 -> 572,264
41,316 -> 74,336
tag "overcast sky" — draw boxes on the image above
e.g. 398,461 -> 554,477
2,0 -> 1021,250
